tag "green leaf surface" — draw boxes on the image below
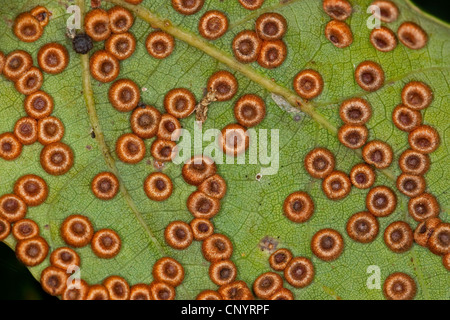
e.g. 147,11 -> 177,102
0,0 -> 449,300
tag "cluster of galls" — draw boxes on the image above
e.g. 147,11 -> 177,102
51,255 -> 186,300
281,73 -> 447,298
60,214 -> 121,259
58,255 -> 185,300
372,0 -> 428,51
303,147 -> 354,201
8,207 -> 184,300
2,184 -> 103,297
323,0 -> 354,49
85,6 -> 136,82
252,249 -> 315,299
204,70 -> 267,156
323,0 -> 428,52
233,12 -> 288,69
332,91 -> 396,226
2,0 -> 445,301
1,207 -> 125,299
83,6 -> 191,205
391,81 -> 448,271
1,9 -> 73,176
0,174 -> 48,271
279,139 -> 445,299
109,78 -> 190,171
87,1 -> 271,299
320,0 -> 446,293
89,1 -> 270,299
282,149 -> 348,262
0,5 -> 89,301
165,155 -> 246,300
142,0 -> 224,61
105,77 -> 201,204
13,6 -> 51,43
318,0 -> 429,107
44,210 -> 164,300
287,0 -> 429,104
2,4 -> 155,300
249,229 -> 344,299
169,0 -> 288,69
43,214 -> 139,300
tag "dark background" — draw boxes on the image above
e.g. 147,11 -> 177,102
0,0 -> 449,300
413,0 -> 450,22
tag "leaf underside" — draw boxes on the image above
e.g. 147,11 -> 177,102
0,0 -> 449,300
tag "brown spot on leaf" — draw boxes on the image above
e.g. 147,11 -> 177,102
258,236 -> 279,253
